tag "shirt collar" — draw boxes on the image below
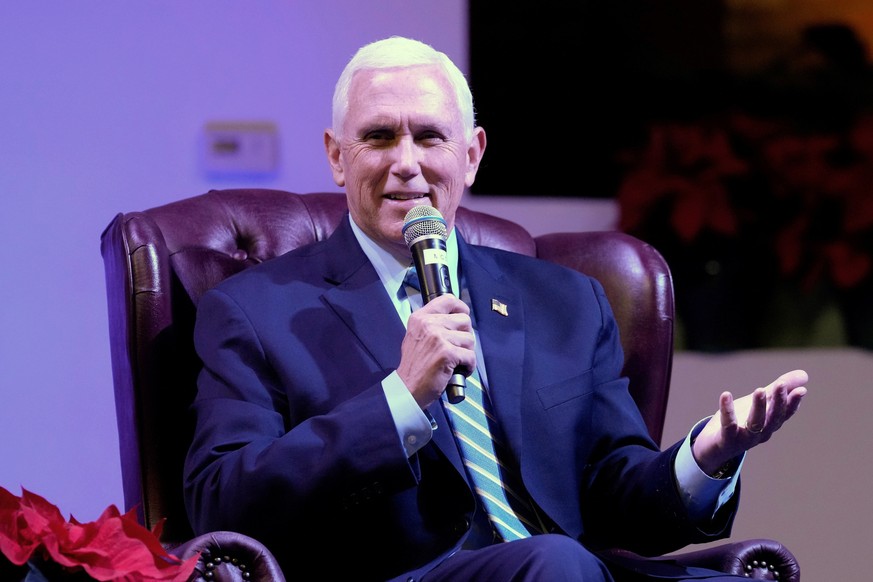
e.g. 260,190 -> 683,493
348,213 -> 460,297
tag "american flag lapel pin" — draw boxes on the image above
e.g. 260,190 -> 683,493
491,298 -> 509,317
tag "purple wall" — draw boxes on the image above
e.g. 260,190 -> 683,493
0,0 -> 468,521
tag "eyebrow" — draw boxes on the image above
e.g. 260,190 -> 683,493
357,121 -> 396,135
357,118 -> 453,137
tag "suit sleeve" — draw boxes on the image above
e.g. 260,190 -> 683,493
577,277 -> 739,555
183,287 -> 418,539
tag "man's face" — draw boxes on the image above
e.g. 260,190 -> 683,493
325,64 -> 485,254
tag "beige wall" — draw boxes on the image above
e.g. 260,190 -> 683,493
665,348 -> 872,581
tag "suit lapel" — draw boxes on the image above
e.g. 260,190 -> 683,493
319,218 -> 407,371
427,400 -> 466,476
459,239 -> 526,456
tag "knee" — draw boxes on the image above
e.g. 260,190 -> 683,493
515,534 -> 611,580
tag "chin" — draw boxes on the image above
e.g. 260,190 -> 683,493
374,223 -> 405,245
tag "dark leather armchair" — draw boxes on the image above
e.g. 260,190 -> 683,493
100,188 -> 800,581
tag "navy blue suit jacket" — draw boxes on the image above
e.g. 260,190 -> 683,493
183,216 -> 737,580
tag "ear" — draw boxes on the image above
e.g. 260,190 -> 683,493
464,126 -> 487,188
324,129 -> 345,187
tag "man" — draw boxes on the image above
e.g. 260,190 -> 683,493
183,36 -> 807,581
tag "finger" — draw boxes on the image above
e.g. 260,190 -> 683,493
785,385 -> 807,417
446,327 -> 476,353
719,391 -> 737,430
766,382 -> 789,431
745,387 -> 767,433
450,346 -> 477,378
762,370 -> 807,427
768,369 -> 809,391
422,294 -> 470,315
447,313 -> 474,333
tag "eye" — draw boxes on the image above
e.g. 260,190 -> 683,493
417,130 -> 446,145
363,129 -> 395,145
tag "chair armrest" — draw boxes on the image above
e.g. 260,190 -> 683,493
169,531 -> 286,582
600,538 -> 799,582
669,539 -> 799,581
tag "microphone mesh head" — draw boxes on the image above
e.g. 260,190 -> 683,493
403,206 -> 447,247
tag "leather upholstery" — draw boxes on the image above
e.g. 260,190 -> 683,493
100,188 -> 799,581
172,531 -> 288,582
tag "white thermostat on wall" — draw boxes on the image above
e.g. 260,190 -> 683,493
201,121 -> 279,177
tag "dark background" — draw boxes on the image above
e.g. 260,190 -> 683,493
469,1 -> 873,352
468,0 -> 727,198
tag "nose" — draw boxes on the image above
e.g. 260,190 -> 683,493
391,135 -> 421,179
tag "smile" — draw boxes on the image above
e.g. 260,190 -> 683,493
386,193 -> 428,200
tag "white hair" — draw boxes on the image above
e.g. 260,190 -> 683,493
331,36 -> 476,140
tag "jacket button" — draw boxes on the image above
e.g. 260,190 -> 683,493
451,517 -> 471,534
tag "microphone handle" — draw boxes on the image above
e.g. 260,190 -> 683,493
446,372 -> 466,404
411,236 -> 467,404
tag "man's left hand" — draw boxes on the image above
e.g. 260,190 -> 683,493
692,369 -> 808,476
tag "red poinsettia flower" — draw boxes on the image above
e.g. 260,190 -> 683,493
0,486 -> 198,581
618,109 -> 873,294
617,120 -> 749,243
763,117 -> 873,290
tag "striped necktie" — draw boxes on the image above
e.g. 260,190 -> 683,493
444,370 -> 544,541
403,267 -> 542,541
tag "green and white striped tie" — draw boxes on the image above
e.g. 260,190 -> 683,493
443,369 -> 542,541
402,266 -> 542,541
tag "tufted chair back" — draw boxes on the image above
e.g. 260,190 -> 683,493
100,188 -> 672,544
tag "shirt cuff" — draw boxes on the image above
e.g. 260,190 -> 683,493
383,371 -> 434,457
675,417 -> 746,522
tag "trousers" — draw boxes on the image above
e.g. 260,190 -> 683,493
418,534 -> 764,581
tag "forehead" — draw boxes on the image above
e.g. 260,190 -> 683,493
346,65 -> 461,128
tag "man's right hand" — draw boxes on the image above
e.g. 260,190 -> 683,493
397,294 -> 477,408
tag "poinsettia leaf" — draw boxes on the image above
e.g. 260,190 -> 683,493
0,487 -> 42,565
827,242 -> 872,288
0,487 -> 70,566
671,185 -> 707,243
70,506 -> 196,580
0,487 -> 199,581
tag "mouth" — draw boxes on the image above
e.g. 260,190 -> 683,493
385,192 -> 430,202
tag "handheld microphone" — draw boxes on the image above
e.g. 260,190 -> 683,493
402,205 -> 466,404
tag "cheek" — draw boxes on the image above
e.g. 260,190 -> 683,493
344,150 -> 388,185
431,156 -> 469,193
